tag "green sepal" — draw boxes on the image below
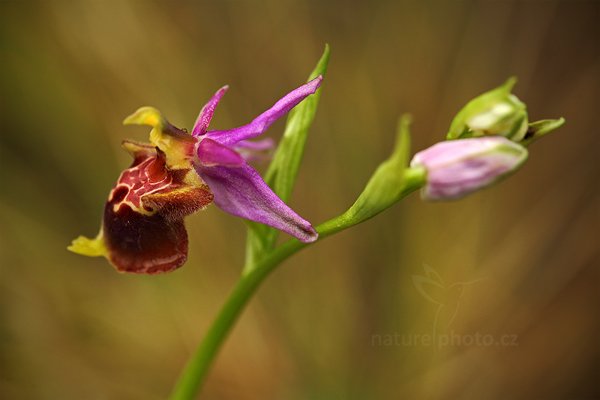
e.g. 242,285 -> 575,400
521,117 -> 566,146
68,230 -> 107,257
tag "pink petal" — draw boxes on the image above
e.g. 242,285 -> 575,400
235,138 -> 275,162
195,162 -> 318,243
206,76 -> 323,146
235,138 -> 275,151
197,138 -> 245,167
192,86 -> 229,137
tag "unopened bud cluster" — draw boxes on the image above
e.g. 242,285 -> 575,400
411,78 -> 563,201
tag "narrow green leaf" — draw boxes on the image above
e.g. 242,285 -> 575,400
265,44 -> 330,200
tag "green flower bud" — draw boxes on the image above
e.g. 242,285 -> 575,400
447,77 -> 528,142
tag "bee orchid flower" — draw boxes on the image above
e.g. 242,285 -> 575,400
69,77 -> 322,274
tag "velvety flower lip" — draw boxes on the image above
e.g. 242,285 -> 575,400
69,141 -> 213,274
191,76 -> 323,243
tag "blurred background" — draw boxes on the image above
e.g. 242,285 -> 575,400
0,0 -> 598,399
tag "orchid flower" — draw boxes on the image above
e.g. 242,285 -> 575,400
69,77 -> 322,274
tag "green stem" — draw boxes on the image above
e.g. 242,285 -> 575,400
168,171 -> 424,400
167,220 -> 333,400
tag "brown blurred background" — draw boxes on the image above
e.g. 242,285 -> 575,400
0,0 -> 598,399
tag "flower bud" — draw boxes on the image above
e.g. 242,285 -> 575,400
410,137 -> 528,201
447,77 -> 528,142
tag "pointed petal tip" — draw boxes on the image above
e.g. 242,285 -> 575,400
197,163 -> 319,243
212,85 -> 229,98
192,86 -> 230,137
298,227 -> 319,243
309,75 -> 324,90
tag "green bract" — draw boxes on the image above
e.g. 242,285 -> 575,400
521,117 -> 566,146
344,115 -> 425,223
244,45 -> 330,273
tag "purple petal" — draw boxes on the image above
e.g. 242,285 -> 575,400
206,76 -> 323,146
423,156 -> 518,200
197,138 -> 245,167
411,137 -> 508,168
195,162 -> 318,243
235,138 -> 275,151
192,86 -> 229,137
235,138 -> 275,162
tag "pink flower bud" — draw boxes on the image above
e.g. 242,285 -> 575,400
410,137 -> 528,201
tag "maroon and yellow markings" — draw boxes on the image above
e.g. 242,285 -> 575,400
102,143 -> 213,274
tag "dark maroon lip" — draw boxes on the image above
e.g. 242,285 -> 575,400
103,201 -> 189,274
101,140 -> 213,274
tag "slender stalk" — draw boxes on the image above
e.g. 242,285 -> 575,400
168,172 -> 424,400
167,220 -> 333,400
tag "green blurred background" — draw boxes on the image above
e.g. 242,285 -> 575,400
1,1 -> 598,399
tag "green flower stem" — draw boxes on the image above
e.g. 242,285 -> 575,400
168,169 -> 425,400
167,238 -> 305,400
